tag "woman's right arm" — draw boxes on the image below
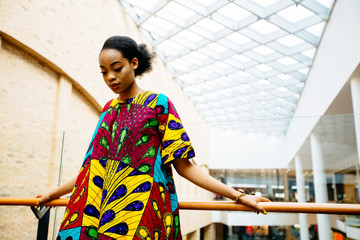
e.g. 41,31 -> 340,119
36,176 -> 77,207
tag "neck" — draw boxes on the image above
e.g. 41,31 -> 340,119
118,81 -> 143,100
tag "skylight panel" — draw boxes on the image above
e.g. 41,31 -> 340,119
172,31 -> 204,49
195,18 -> 225,33
293,93 -> 300,99
256,64 -> 273,72
199,65 -> 216,76
296,82 -> 304,89
258,79 -> 270,85
249,19 -> 280,35
227,113 -> 239,120
177,30 -> 204,43
207,100 -> 221,108
177,74 -> 198,84
277,57 -> 298,65
302,48 -> 316,58
159,1 -> 196,20
277,87 -> 288,92
223,97 -> 236,106
195,0 -> 218,7
180,54 -> 203,66
142,16 -> 177,37
277,5 -> 315,23
167,58 -> 191,71
237,71 -> 252,78
157,39 -> 185,55
212,76 -> 233,87
184,85 -> 202,95
213,109 -> 226,116
204,62 -> 224,74
252,0 -> 280,7
218,3 -> 252,21
316,0 -> 335,8
214,61 -> 230,68
241,94 -> 252,103
202,111 -> 213,118
231,54 -> 251,63
277,74 -> 292,80
276,34 -> 305,47
203,92 -> 218,100
191,95 -> 206,103
191,69 -> 210,79
127,0 -> 162,10
149,32 -> 160,40
133,6 -> 146,17
226,32 -> 251,45
206,42 -> 228,53
190,51 -> 208,60
299,67 -> 310,75
233,84 -> 250,92
217,88 -> 235,97
196,81 -> 217,91
216,115 -> 229,122
229,71 -> 254,82
196,103 -> 210,110
306,22 -> 326,37
171,35 -> 194,49
253,45 -> 275,55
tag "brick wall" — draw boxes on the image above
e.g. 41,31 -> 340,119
0,35 -> 101,239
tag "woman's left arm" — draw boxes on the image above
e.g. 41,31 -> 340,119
172,158 -> 270,214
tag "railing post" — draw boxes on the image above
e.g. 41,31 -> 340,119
31,206 -> 51,240
36,208 -> 50,240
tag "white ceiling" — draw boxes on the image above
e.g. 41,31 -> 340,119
119,0 -> 335,135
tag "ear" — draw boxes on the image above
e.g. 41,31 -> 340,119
131,57 -> 138,70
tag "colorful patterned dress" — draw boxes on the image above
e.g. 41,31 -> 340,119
56,91 -> 195,240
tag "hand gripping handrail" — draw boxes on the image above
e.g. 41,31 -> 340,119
1,198 -> 360,215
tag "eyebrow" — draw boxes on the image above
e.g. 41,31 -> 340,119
100,61 -> 123,68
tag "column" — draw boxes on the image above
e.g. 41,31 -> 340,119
332,174 -> 338,202
350,75 -> 360,201
310,133 -> 331,240
283,170 -> 289,201
295,155 -> 309,240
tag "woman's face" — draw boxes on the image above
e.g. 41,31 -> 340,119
99,49 -> 138,95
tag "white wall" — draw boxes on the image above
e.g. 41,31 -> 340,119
209,128 -> 287,169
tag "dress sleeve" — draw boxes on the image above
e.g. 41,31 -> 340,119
156,94 -> 195,165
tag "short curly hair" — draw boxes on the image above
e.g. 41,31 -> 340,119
101,36 -> 156,77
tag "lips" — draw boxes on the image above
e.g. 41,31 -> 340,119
109,83 -> 120,90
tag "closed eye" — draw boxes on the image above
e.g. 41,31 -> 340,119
100,71 -> 107,75
114,67 -> 122,72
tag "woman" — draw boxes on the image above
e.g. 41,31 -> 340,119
37,36 -> 270,240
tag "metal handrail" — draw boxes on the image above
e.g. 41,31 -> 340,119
1,198 -> 360,215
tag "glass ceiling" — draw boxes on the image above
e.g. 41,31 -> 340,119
119,0 -> 335,135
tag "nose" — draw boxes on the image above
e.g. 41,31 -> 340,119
107,72 -> 116,82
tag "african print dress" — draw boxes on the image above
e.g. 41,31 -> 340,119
56,91 -> 195,240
